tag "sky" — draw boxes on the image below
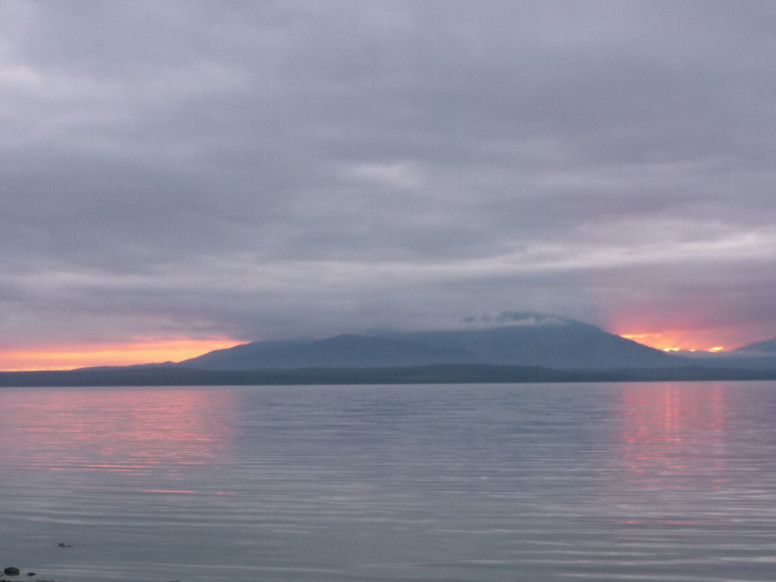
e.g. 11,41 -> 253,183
2,0 -> 776,370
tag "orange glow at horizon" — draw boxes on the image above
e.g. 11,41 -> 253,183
619,332 -> 727,353
0,338 -> 242,371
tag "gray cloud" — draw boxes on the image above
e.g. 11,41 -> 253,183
2,0 -> 776,356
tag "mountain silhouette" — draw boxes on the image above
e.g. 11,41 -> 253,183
734,337 -> 776,353
179,333 -> 480,370
178,316 -> 679,370
383,318 -> 677,369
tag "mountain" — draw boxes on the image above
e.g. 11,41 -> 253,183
734,337 -> 776,353
677,336 -> 776,369
179,334 -> 480,370
383,317 -> 678,370
178,315 -> 680,371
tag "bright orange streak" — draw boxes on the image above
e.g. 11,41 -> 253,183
0,338 -> 241,371
620,332 -> 728,353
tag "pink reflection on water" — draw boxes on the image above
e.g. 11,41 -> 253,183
0,387 -> 235,475
140,489 -> 238,495
620,383 -> 727,490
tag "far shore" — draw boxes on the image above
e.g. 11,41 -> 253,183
3,361 -> 776,388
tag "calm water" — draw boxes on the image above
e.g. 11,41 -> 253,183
2,381 -> 776,581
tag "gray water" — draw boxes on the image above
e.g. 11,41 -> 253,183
1,381 -> 776,581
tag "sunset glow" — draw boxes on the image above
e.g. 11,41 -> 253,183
0,338 -> 241,371
619,332 -> 728,353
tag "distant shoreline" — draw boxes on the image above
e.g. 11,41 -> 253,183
3,363 -> 776,387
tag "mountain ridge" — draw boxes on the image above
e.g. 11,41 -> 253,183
177,316 -> 680,371
734,337 -> 776,354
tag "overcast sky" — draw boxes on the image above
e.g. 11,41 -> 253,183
2,0 -> 776,365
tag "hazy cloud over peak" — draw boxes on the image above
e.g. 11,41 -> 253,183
2,0 -> 776,358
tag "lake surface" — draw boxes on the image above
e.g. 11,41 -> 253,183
2,381 -> 776,581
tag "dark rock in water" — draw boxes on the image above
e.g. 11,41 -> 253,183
3,567 -> 20,576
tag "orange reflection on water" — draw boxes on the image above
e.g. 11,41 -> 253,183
620,383 -> 726,490
0,388 -> 235,475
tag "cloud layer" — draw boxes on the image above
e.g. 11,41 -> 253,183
2,0 -> 776,357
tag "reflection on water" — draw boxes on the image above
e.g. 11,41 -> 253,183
0,387 -> 234,474
620,383 -> 727,490
2,382 -> 776,582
